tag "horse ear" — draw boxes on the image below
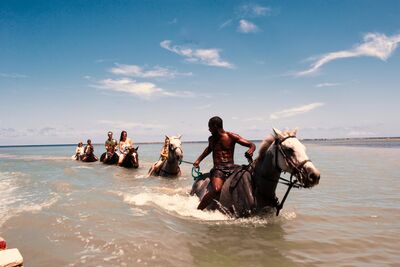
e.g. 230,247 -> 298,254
165,135 -> 169,140
177,134 -> 182,139
273,128 -> 284,139
292,128 -> 298,136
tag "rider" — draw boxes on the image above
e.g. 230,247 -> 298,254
74,141 -> 84,160
118,130 -> 134,165
105,131 -> 118,153
193,116 -> 256,210
151,136 -> 170,174
83,139 -> 98,161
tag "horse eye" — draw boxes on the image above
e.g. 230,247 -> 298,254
285,147 -> 294,154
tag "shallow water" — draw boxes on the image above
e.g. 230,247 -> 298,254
0,141 -> 399,266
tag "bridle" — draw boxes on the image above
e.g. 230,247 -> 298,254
169,142 -> 183,164
273,135 -> 312,216
275,136 -> 312,184
160,141 -> 183,176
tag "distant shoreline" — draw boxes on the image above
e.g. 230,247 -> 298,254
0,137 -> 399,148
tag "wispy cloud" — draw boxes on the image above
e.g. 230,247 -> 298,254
296,33 -> 400,76
110,63 -> 192,78
194,104 -> 212,110
219,19 -> 233,29
237,19 -> 259,33
96,78 -> 195,100
168,18 -> 178,25
97,120 -> 164,130
0,127 -> 65,138
237,4 -> 271,18
270,103 -> 324,120
160,40 -> 234,69
0,72 -> 28,78
315,82 -> 340,88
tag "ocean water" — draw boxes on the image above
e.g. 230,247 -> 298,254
0,140 -> 399,266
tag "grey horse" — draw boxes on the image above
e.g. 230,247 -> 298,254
191,128 -> 321,217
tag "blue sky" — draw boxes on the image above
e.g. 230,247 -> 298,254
1,0 -> 399,145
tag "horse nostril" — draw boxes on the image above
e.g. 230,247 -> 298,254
309,172 -> 320,183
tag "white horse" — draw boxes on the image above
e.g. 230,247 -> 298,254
191,128 -> 321,217
148,135 -> 183,178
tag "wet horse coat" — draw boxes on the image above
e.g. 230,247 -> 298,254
120,147 -> 139,168
191,128 -> 321,217
148,136 -> 183,178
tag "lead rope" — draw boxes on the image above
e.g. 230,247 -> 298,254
179,160 -> 204,180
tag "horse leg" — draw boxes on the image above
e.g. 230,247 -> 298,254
197,177 -> 223,210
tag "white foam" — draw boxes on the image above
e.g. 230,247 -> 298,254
122,192 -> 229,221
0,153 -> 70,161
71,166 -> 94,169
0,194 -> 60,227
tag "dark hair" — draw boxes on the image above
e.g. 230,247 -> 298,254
120,130 -> 127,141
208,116 -> 223,129
87,139 -> 91,143
108,131 -> 113,135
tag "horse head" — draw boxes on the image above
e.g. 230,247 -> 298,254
272,128 -> 320,188
131,146 -> 139,168
166,135 -> 183,163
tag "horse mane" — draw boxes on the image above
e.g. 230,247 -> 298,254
257,130 -> 295,160
257,134 -> 275,161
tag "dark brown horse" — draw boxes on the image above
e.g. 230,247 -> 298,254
81,145 -> 98,162
119,147 -> 139,169
100,150 -> 119,165
191,128 -> 321,217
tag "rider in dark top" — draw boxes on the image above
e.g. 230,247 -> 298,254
193,116 -> 256,210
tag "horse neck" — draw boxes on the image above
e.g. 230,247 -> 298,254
164,149 -> 180,171
253,144 -> 281,204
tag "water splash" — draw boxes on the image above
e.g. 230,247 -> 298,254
121,192 -> 229,221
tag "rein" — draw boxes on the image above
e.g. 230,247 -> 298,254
273,136 -> 311,215
160,143 -> 182,176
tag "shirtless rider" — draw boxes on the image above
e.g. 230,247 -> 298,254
193,116 -> 256,210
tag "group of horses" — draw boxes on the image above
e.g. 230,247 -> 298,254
76,129 -> 321,218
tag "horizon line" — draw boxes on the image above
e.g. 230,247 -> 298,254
1,136 -> 400,148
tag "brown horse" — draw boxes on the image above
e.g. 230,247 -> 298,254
81,145 -> 98,162
191,128 -> 320,217
119,147 -> 139,168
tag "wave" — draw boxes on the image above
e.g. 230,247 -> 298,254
0,194 -> 60,227
0,171 -> 60,227
114,189 -> 297,225
0,153 -> 70,161
119,192 -> 229,221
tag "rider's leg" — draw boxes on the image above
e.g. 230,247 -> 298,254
118,154 -> 125,165
197,177 -> 223,210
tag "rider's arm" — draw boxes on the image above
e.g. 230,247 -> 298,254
193,137 -> 212,167
229,132 -> 256,157
119,142 -> 124,153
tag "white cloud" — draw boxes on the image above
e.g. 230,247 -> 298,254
237,4 -> 271,18
168,18 -> 178,24
219,19 -> 233,29
315,82 -> 340,88
160,40 -> 234,69
270,103 -> 324,120
0,72 -> 28,78
194,104 -> 212,110
297,32 -> 400,76
97,120 -> 164,130
237,19 -> 259,33
347,130 -> 376,137
96,78 -> 195,100
110,63 -> 192,78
